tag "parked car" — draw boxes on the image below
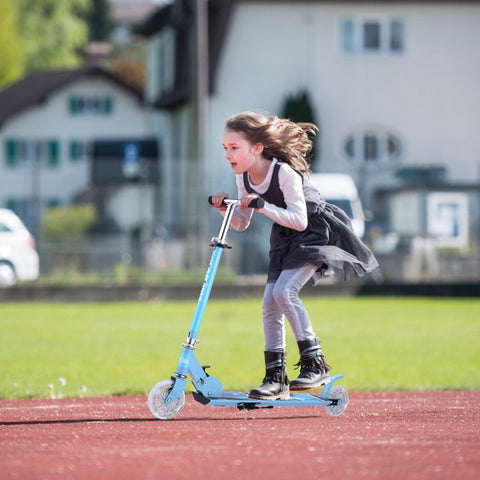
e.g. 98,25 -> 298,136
309,173 -> 366,238
0,209 -> 39,287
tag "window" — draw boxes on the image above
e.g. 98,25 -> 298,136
390,21 -> 404,52
70,140 -> 88,161
342,20 -> 354,52
343,129 -> 402,171
4,139 -> 61,169
363,22 -> 381,51
427,193 -> 469,249
341,18 -> 404,54
0,222 -> 12,233
69,95 -> 114,115
364,135 -> 378,162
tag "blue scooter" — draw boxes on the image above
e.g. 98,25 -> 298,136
148,197 -> 349,419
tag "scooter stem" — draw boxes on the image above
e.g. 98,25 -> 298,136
188,201 -> 237,340
172,201 -> 238,383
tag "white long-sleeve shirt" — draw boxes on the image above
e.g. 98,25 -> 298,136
229,159 -> 308,232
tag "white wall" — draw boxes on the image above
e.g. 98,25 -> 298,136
207,1 -> 480,202
143,0 -> 480,254
0,77 -> 152,207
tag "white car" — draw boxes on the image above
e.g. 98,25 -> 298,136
0,209 -> 39,287
309,173 -> 366,238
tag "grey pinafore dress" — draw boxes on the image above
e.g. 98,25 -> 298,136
243,162 -> 379,285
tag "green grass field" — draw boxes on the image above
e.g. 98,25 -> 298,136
0,297 -> 479,399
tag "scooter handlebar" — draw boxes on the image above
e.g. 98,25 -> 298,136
208,196 -> 265,209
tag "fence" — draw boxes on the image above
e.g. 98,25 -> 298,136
36,233 -> 480,284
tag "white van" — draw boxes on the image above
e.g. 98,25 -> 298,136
0,209 -> 40,287
309,173 -> 365,238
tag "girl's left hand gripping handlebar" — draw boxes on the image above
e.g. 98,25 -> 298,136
208,196 -> 265,209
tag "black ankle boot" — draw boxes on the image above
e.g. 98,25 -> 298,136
248,351 -> 290,400
290,338 -> 331,391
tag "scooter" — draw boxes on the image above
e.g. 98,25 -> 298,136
148,197 -> 349,420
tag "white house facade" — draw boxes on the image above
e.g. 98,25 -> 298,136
138,0 -> 480,278
212,1 -> 480,183
0,66 -> 155,237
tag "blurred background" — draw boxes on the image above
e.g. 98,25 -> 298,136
1,0 -> 480,288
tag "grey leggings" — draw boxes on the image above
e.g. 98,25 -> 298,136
262,264 -> 319,351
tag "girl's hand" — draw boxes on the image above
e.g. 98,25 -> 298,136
240,194 -> 261,209
210,192 -> 229,210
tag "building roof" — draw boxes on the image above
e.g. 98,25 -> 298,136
136,0 -> 233,107
0,65 -> 144,128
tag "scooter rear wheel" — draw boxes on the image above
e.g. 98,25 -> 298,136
325,385 -> 349,417
148,379 -> 185,420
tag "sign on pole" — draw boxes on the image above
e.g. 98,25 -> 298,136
123,143 -> 140,179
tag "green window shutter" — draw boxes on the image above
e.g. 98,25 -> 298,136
70,141 -> 84,161
48,140 -> 60,167
104,96 -> 113,114
69,96 -> 82,114
69,96 -> 76,113
5,139 -> 17,167
70,141 -> 78,160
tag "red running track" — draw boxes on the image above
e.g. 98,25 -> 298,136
1,391 -> 479,480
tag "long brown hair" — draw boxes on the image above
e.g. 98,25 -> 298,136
225,111 -> 318,174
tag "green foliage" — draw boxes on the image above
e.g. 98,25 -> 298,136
0,298 -> 478,399
41,204 -> 97,241
15,0 -> 90,72
281,89 -> 318,166
282,90 -> 316,125
0,0 -> 25,88
88,0 -> 113,42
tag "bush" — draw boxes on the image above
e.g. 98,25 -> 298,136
42,204 -> 97,242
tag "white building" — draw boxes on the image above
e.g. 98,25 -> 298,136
139,0 -> 480,274
0,65 -> 156,237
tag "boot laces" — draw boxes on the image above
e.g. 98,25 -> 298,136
294,355 -> 331,374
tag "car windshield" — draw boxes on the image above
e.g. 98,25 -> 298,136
325,199 -> 354,219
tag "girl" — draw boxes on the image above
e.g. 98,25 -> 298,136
211,112 -> 378,400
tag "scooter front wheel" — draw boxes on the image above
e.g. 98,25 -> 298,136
324,385 -> 349,417
148,379 -> 185,420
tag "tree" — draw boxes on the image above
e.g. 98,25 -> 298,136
0,0 -> 25,88
15,0 -> 90,72
282,90 -> 319,167
88,0 -> 113,42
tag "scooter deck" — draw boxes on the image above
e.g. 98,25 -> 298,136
191,374 -> 344,411
193,391 -> 336,410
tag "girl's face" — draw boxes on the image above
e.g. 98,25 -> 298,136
223,128 -> 261,174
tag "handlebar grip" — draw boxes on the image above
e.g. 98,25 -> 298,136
208,196 -> 265,209
247,197 -> 265,209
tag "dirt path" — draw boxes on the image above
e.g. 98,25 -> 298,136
1,391 -> 479,479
